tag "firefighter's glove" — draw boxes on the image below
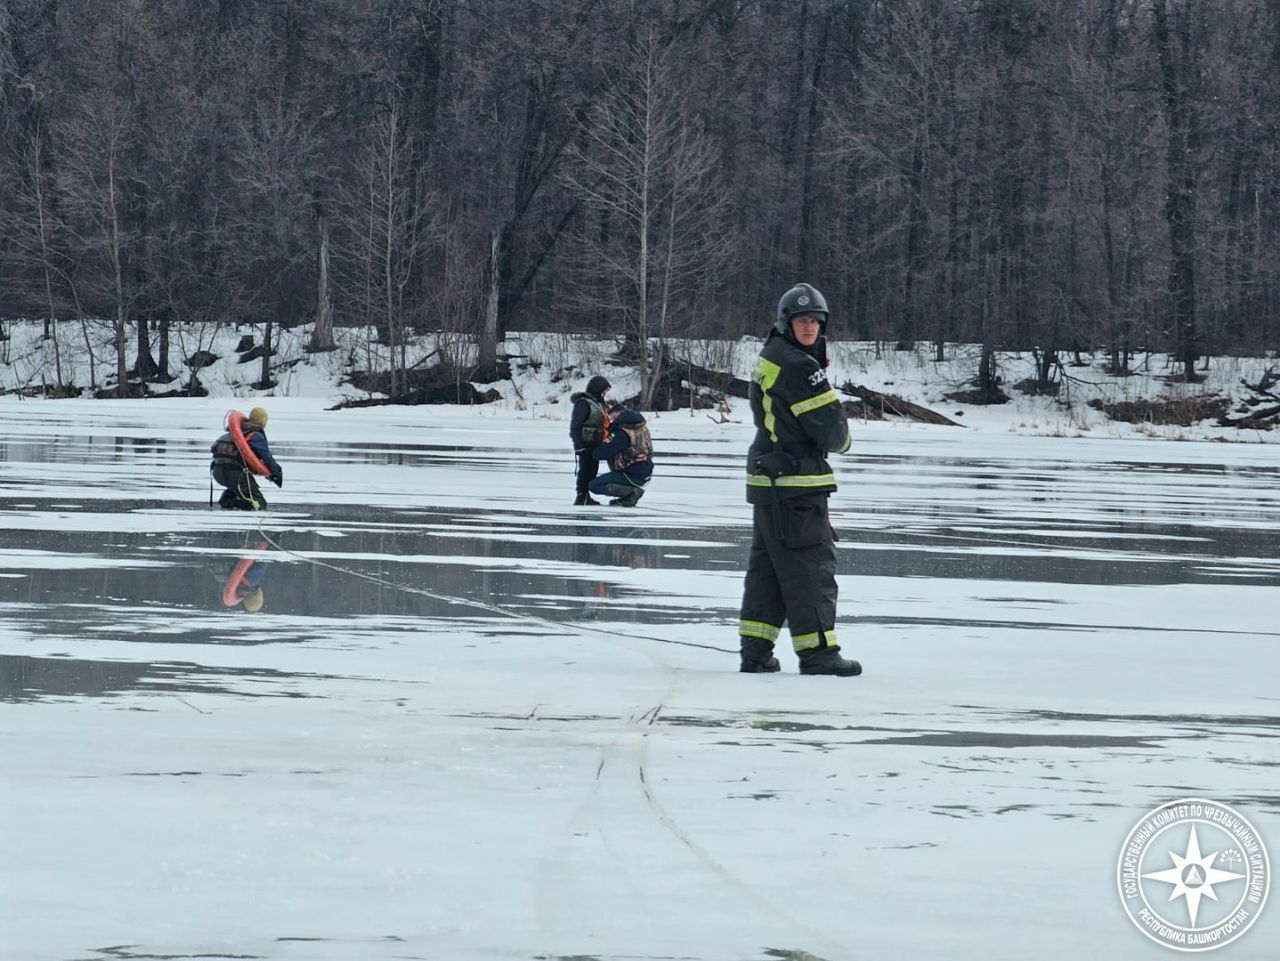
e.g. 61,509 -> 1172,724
270,467 -> 283,488
753,451 -> 795,480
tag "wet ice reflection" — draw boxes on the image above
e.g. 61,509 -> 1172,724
5,439 -> 1278,702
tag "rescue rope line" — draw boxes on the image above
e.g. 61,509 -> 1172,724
252,514 -> 737,655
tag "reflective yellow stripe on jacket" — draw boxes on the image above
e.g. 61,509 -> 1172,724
790,389 -> 840,417
753,356 -> 782,442
792,388 -> 851,453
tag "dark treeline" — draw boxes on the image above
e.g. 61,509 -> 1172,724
2,0 -> 1279,402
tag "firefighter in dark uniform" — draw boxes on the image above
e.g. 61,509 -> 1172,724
738,283 -> 861,676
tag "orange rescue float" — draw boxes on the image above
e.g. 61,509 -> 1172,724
225,410 -> 272,477
221,540 -> 269,607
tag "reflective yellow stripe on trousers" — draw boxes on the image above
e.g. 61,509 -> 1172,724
739,619 -> 780,642
746,473 -> 836,489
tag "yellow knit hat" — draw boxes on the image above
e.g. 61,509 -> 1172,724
248,406 -> 269,428
242,588 -> 265,613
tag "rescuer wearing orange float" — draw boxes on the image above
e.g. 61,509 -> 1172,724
209,406 -> 283,511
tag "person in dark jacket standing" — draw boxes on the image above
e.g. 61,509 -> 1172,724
589,406 -> 653,507
568,375 -> 611,505
738,283 -> 861,677
210,406 -> 283,511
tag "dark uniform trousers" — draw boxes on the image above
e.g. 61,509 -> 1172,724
575,448 -> 600,498
739,493 -> 838,653
213,463 -> 266,510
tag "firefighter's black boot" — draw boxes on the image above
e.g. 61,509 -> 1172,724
798,645 -> 862,677
739,637 -> 780,673
573,493 -> 600,506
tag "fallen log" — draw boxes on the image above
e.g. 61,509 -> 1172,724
839,383 -> 964,427
673,359 -> 751,399
1219,403 -> 1280,430
1240,376 -> 1280,401
1243,367 -> 1279,393
617,356 -> 749,411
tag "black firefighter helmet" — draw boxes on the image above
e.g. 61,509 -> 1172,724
774,283 -> 829,337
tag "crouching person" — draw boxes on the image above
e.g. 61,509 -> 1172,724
589,406 -> 653,507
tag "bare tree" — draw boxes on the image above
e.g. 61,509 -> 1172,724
462,0 -> 604,366
6,106 -> 71,385
332,92 -> 435,395
55,93 -> 137,395
562,28 -> 734,409
228,86 -> 322,389
0,1 -> 19,120
309,196 -> 336,353
1050,0 -> 1164,375
1152,0 -> 1208,380
828,0 -> 958,350
4,0 -> 1280,368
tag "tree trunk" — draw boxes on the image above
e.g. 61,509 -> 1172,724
1153,0 -> 1201,380
113,320 -> 127,397
797,8 -> 831,278
258,320 -> 274,388
309,201 -> 335,353
480,231 -> 500,371
158,320 -> 171,378
132,320 -> 160,380
108,156 -> 129,396
978,341 -> 998,397
767,0 -> 810,290
384,121 -> 400,396
1036,347 -> 1057,388
899,136 -> 925,350
638,120 -> 651,408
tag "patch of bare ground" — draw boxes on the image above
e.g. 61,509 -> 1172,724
1088,395 -> 1229,426
943,385 -> 1011,405
335,364 -> 503,407
1013,378 -> 1060,396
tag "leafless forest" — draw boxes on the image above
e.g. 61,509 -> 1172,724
2,1 -> 1278,398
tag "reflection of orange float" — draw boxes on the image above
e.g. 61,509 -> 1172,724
222,540 -> 270,607
226,410 -> 271,477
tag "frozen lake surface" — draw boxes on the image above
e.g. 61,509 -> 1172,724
2,399 -> 1278,960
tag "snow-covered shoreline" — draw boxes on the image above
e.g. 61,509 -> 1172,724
3,321 -> 1278,444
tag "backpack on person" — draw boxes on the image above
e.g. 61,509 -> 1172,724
613,421 -> 652,470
